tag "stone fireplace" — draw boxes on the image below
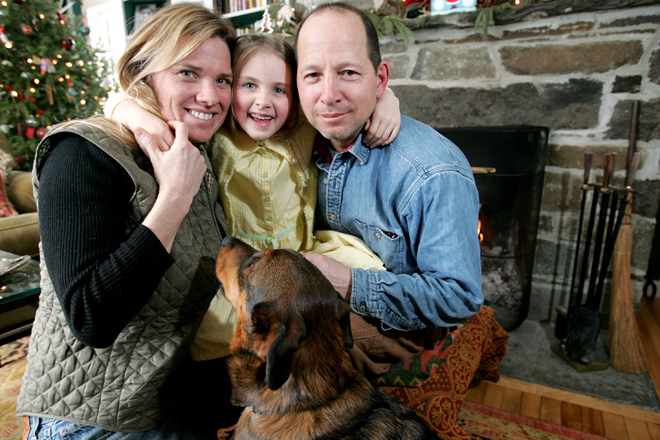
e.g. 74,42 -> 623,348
375,0 -> 660,324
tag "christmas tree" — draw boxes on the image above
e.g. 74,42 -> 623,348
0,0 -> 115,170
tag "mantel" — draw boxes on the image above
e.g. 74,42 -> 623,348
403,0 -> 659,31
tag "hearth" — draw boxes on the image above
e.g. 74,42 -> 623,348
437,126 -> 549,331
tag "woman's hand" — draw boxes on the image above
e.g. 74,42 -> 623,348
363,89 -> 401,148
113,99 -> 174,152
139,122 -> 207,251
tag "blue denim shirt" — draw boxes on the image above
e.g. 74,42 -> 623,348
315,115 -> 483,331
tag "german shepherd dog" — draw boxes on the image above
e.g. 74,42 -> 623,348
216,236 -> 439,440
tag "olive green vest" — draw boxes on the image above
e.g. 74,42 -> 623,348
17,123 -> 227,432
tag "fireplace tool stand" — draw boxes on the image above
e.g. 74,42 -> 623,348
553,151 -> 641,372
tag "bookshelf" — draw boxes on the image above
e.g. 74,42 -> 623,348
223,5 -> 269,28
220,1 -> 276,28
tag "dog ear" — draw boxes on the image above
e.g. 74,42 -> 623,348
252,302 -> 305,391
336,293 -> 354,349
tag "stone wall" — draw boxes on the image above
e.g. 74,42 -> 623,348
378,1 -> 660,323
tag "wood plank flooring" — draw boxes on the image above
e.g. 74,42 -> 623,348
466,295 -> 660,440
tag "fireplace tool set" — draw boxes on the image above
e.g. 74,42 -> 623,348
554,150 -> 641,370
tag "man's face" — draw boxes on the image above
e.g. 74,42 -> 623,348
296,10 -> 388,151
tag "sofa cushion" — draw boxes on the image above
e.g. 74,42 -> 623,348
6,171 -> 36,213
0,212 -> 40,257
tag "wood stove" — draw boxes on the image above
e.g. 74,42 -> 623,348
437,126 -> 549,331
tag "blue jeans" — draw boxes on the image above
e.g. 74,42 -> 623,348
25,416 -> 209,440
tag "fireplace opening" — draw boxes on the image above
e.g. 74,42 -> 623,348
437,126 -> 549,331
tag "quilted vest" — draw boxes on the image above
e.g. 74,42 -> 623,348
16,124 -> 227,432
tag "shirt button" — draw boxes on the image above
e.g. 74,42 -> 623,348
264,196 -> 270,202
262,172 -> 268,178
359,305 -> 366,312
375,232 -> 382,239
323,178 -> 328,185
259,148 -> 266,154
267,233 -> 273,238
266,216 -> 272,221
330,214 -> 337,221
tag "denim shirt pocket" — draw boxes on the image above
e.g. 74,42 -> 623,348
354,218 -> 404,273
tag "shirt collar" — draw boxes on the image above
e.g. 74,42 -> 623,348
312,133 -> 370,165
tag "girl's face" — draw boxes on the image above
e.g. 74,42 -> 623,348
232,49 -> 294,141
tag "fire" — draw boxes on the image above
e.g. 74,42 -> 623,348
478,219 -> 484,242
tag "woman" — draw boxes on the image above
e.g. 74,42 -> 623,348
16,4 -> 234,439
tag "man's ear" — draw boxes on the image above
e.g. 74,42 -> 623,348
376,60 -> 390,100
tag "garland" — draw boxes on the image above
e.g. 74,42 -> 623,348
364,0 -> 537,41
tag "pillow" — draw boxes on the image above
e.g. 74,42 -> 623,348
0,150 -> 18,217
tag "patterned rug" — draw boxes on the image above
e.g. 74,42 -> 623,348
0,337 -> 605,440
0,337 -> 28,440
458,401 -> 610,440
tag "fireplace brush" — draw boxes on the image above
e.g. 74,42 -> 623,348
610,99 -> 648,374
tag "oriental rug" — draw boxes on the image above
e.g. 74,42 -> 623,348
458,400 -> 610,440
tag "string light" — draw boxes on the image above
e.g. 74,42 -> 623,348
65,61 -> 72,67
10,90 -> 18,97
29,87 -> 35,93
34,79 -> 40,84
27,58 -> 33,63
80,99 -> 86,105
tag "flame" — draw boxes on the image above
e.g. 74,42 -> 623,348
478,219 -> 484,242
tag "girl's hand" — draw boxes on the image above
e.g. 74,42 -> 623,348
363,89 -> 401,148
112,99 -> 174,152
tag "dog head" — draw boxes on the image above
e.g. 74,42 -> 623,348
216,236 -> 353,391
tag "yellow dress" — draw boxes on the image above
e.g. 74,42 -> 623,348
191,120 -> 385,361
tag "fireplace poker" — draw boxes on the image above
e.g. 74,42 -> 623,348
585,153 -> 614,309
568,152 -> 593,311
575,160 -> 602,308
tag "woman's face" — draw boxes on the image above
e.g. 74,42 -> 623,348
232,49 -> 294,141
148,37 -> 233,143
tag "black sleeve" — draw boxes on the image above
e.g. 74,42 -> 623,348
38,134 -> 174,348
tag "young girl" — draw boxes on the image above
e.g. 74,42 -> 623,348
110,34 -> 399,362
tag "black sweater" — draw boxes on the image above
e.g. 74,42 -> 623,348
38,134 -> 174,348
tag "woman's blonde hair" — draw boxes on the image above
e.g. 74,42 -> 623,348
56,3 -> 235,146
228,33 -> 298,134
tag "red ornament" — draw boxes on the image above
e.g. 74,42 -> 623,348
61,36 -> 75,50
21,25 -> 32,35
36,127 -> 48,139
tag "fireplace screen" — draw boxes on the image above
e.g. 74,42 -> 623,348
437,126 -> 549,331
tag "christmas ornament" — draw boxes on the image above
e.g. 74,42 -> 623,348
36,126 -> 48,139
258,10 -> 274,33
21,25 -> 32,35
79,26 -> 90,36
0,26 -> 12,48
61,36 -> 75,50
25,117 -> 37,138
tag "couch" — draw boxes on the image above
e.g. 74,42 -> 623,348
0,132 -> 39,258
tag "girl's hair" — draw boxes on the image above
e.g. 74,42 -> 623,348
55,3 -> 236,147
228,33 -> 299,134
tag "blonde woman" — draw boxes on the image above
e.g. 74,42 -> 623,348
16,4 -> 234,439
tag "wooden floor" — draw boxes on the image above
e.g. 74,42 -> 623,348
466,296 -> 660,440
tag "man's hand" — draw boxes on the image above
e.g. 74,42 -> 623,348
303,253 -> 352,299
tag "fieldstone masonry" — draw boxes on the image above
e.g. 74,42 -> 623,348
376,1 -> 660,324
